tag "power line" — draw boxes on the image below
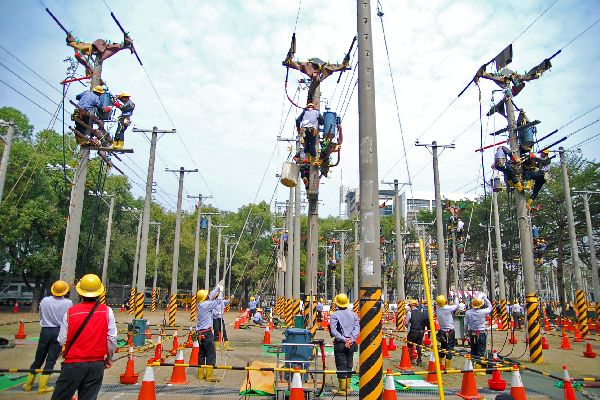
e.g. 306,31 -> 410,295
0,60 -> 61,107
509,0 -> 558,44
569,131 -> 600,150
559,17 -> 600,52
0,78 -> 57,118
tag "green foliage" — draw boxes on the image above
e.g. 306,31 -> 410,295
0,107 -> 34,139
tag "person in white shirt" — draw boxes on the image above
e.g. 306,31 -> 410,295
435,295 -> 459,369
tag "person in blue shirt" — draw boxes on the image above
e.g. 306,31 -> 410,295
73,85 -> 107,145
329,293 -> 359,396
196,285 -> 223,382
113,92 -> 135,149
248,296 -> 259,317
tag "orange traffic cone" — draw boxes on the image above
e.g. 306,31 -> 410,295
234,318 -> 240,329
509,366 -> 526,400
13,301 -> 18,313
488,350 -> 506,391
14,319 -> 26,339
382,337 -> 390,359
137,366 -> 156,400
120,346 -> 140,384
411,346 -> 418,360
170,331 -> 179,355
583,342 -> 597,358
544,318 -> 551,332
262,326 -> 271,345
425,352 -> 438,384
509,330 -> 518,344
398,345 -> 412,371
457,357 -> 483,400
562,365 -> 576,400
289,367 -> 304,400
270,320 -> 275,330
185,304 -> 188,311
542,334 -> 550,350
383,369 -> 397,400
168,349 -> 188,384
573,326 -> 583,342
560,331 -> 572,350
388,337 -> 397,351
435,318 -> 440,331
188,340 -> 199,365
145,327 -> 152,339
120,304 -> 125,313
149,335 -> 163,363
423,329 -> 431,346
185,328 -> 194,348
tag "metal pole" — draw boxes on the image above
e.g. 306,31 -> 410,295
559,148 -> 589,336
357,1 -> 382,398
323,245 -> 329,301
188,194 -> 207,321
205,215 -> 213,289
394,181 -> 405,301
432,142 -> 447,295
353,219 -> 359,302
100,195 -> 115,285
576,191 -> 600,308
228,243 -> 235,298
132,212 -> 143,300
285,191 -> 294,299
213,225 -> 228,285
451,229 -> 458,295
492,190 -> 508,329
504,89 -> 542,361
0,121 -> 15,201
341,232 -> 346,293
331,243 -> 336,300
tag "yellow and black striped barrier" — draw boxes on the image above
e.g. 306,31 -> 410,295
168,294 -> 177,327
358,286 -> 383,400
575,289 -> 589,337
500,298 -> 509,331
284,298 -> 293,327
100,287 -> 107,305
134,291 -> 144,320
189,294 -> 197,322
303,296 -> 310,329
150,288 -> 157,312
128,287 -> 136,315
396,300 -> 406,331
353,299 -> 359,315
525,294 -> 543,363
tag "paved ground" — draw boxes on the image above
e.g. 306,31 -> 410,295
0,309 -> 598,399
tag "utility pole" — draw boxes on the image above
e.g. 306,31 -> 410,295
492,189 -> 508,330
573,189 -> 600,316
203,213 -> 219,288
293,136 -> 302,301
285,190 -> 294,299
227,242 -> 235,298
321,244 -> 329,301
132,126 -> 175,320
334,229 -> 351,294
88,191 -> 115,289
357,1 -> 382,398
559,148 -> 589,337
122,207 -> 142,314
165,167 -> 198,326
415,141 -> 455,295
353,218 -> 359,302
187,194 -> 212,321
149,222 -> 160,312
331,242 -> 337,300
213,225 -> 229,285
0,120 -> 15,202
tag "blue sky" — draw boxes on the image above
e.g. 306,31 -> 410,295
1,0 -> 599,216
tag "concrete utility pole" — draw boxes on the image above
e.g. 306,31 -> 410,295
492,190 -> 508,329
131,126 -> 175,319
285,191 -> 294,299
187,194 -> 211,321
334,229 -> 351,294
321,244 -> 329,301
357,1 -> 383,398
203,213 -> 219,289
331,242 -> 337,300
149,222 -> 160,311
0,120 -> 15,202
573,189 -> 600,310
559,148 -> 589,336
415,141 -> 455,295
213,225 -> 229,285
223,234 -> 234,283
293,136 -> 302,301
165,167 -> 198,326
353,218 -> 359,302
88,191 -> 115,287
227,242 -> 235,298
122,207 -> 142,313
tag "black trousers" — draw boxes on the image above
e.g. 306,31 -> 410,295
469,332 -> 487,359
213,318 -> 228,341
74,114 -> 92,137
51,361 -> 104,400
198,330 -> 216,366
523,170 -> 546,200
302,128 -> 317,157
115,116 -> 130,140
333,340 -> 355,379
30,327 -> 61,373
436,329 -> 456,360
407,330 -> 424,361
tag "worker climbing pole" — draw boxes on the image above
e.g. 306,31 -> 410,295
281,23 -> 354,330
45,7 -> 138,300
356,1 -> 383,399
471,43 -> 560,362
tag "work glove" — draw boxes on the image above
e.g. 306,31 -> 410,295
217,280 -> 224,293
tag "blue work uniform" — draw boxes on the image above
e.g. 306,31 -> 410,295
464,298 -> 492,359
196,288 -> 223,366
330,308 -> 359,379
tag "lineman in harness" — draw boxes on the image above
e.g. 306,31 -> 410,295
73,85 -> 109,145
296,103 -> 324,166
329,293 -> 359,396
196,284 -> 224,382
406,299 -> 428,366
435,295 -> 459,370
464,294 -> 493,371
112,92 -> 135,149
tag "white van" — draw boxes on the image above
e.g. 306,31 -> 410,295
0,283 -> 34,306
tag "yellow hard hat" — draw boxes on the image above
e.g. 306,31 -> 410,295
197,290 -> 208,302
320,298 -> 324,302
436,295 -> 447,307
92,85 -> 104,94
307,102 -> 314,108
51,280 -> 70,297
513,300 -> 519,305
250,296 -> 255,301
409,299 -> 418,306
334,293 -> 350,308
76,274 -> 104,298
117,92 -> 130,98
472,297 -> 484,308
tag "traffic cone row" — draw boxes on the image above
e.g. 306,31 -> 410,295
382,337 -> 390,359
262,326 -> 271,345
573,326 -> 583,342
583,342 -> 597,358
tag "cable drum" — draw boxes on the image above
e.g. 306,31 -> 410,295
280,162 -> 300,188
